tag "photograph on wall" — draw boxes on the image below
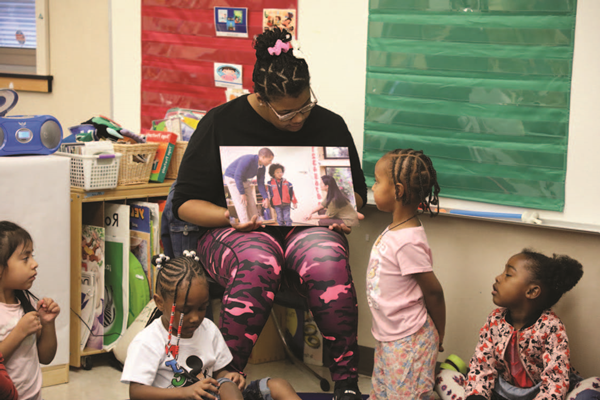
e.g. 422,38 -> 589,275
219,146 -> 359,227
214,62 -> 243,88
214,7 -> 248,38
262,9 -> 296,36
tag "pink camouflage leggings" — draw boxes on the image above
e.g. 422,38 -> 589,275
197,226 -> 359,381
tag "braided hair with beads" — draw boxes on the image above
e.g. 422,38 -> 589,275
152,251 -> 207,360
252,28 -> 310,102
386,149 -> 441,216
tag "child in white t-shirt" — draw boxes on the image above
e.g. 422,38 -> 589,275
367,149 -> 446,400
121,251 -> 300,400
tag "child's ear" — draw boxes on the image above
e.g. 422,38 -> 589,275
153,293 -> 165,313
526,284 -> 541,300
395,183 -> 405,201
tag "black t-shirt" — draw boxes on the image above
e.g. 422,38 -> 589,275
172,95 -> 368,229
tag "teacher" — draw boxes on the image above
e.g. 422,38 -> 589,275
172,28 -> 367,400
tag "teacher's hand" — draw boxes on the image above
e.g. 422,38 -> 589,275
224,210 -> 264,232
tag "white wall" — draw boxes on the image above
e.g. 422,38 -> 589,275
12,0 -> 112,131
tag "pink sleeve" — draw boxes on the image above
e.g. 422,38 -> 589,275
396,241 -> 433,275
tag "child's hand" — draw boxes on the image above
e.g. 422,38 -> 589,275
16,311 -> 42,337
439,343 -> 445,352
183,377 -> 219,400
223,371 -> 246,390
37,298 -> 60,325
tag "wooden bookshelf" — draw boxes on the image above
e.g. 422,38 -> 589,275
69,180 -> 174,368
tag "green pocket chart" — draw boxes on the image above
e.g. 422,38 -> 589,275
103,203 -> 130,350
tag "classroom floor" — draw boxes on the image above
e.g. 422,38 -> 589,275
41,353 -> 373,400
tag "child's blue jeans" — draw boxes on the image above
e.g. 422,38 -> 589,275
273,205 -> 292,226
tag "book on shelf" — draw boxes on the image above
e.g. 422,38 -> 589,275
143,129 -> 178,183
103,204 -> 131,350
81,224 -> 105,350
130,204 -> 153,296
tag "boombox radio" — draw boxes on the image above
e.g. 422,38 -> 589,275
0,88 -> 62,156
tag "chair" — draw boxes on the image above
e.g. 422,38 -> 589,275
205,272 -> 331,392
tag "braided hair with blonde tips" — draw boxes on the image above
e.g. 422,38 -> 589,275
386,149 -> 441,216
252,28 -> 310,102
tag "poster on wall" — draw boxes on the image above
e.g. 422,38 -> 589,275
219,146 -> 359,227
263,9 -> 296,36
214,62 -> 243,88
214,7 -> 248,38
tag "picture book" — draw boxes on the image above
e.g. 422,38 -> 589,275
143,129 -> 178,183
130,204 -> 153,295
81,224 -> 105,350
131,200 -> 160,299
103,203 -> 131,350
80,270 -> 96,351
131,200 -> 160,257
219,146 -> 359,227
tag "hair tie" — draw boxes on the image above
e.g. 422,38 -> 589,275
268,39 -> 290,56
289,39 -> 305,60
154,254 -> 170,270
183,250 -> 200,262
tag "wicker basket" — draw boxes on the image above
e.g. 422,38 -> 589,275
113,143 -> 159,185
165,141 -> 189,180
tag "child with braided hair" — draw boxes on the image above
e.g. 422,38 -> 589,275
436,250 -> 600,400
121,251 -> 300,400
367,149 -> 446,399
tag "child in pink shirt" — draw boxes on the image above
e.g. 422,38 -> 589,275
367,149 -> 446,399
0,221 -> 61,400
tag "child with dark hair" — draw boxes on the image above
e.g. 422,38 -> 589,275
436,250 -> 600,400
367,149 -> 446,399
305,175 -> 359,227
266,163 -> 297,226
223,148 -> 274,224
121,252 -> 300,400
0,221 -> 60,400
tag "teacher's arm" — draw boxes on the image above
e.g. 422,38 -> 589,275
178,199 -> 229,227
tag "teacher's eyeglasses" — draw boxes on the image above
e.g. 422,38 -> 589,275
265,88 -> 318,122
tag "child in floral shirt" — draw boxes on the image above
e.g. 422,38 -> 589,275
436,249 -> 600,400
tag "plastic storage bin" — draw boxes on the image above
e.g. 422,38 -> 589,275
56,152 -> 122,191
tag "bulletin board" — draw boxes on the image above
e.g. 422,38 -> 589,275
140,0 -> 298,129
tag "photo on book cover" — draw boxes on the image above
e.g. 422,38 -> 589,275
219,146 -> 359,227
